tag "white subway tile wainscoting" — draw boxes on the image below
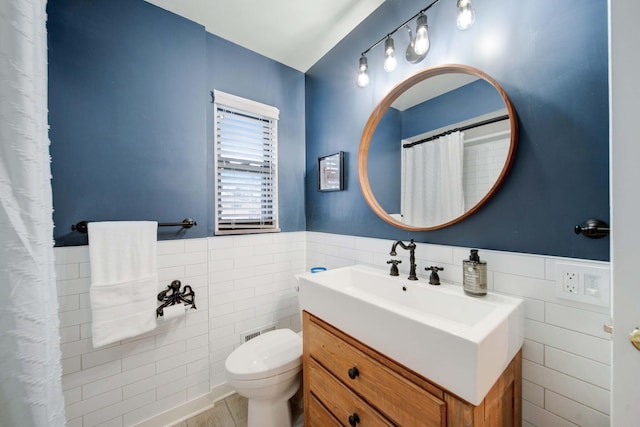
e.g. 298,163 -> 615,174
55,231 -> 609,426
56,238 -> 212,427
55,232 -> 305,427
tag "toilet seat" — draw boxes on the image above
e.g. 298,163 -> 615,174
225,329 -> 302,382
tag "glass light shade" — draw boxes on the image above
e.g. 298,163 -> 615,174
357,55 -> 369,87
414,13 -> 430,55
457,0 -> 475,30
405,27 -> 427,64
383,37 -> 397,72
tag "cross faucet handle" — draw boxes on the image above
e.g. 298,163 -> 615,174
387,259 -> 402,276
425,266 -> 444,285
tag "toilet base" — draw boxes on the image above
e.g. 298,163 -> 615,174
246,378 -> 299,427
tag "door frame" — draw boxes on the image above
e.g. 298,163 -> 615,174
610,1 -> 640,424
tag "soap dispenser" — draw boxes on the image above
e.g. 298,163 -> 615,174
463,249 -> 487,296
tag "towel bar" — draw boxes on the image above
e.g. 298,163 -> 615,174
71,218 -> 197,234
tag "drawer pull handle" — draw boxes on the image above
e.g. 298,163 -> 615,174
348,413 -> 360,426
348,367 -> 359,379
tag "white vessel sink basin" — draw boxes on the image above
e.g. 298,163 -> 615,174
296,264 -> 524,405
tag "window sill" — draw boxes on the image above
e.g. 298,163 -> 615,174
214,228 -> 281,236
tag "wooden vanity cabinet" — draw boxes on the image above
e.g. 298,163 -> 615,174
303,311 -> 521,427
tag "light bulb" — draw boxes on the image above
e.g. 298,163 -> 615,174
383,37 -> 397,72
357,69 -> 369,87
405,27 -> 427,64
357,55 -> 369,88
414,13 -> 430,56
457,0 -> 475,30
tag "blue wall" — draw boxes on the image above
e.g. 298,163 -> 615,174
305,0 -> 609,261
48,0 -> 609,260
368,107 -> 402,214
205,35 -> 306,236
48,0 -> 306,246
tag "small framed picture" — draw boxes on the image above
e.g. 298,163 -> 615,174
318,151 -> 344,192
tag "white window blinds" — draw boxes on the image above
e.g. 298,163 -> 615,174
214,90 -> 280,234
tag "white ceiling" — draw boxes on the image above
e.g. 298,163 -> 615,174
392,74 -> 479,111
144,0 -> 385,72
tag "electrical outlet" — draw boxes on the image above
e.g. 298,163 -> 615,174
555,261 -> 610,307
563,271 -> 578,293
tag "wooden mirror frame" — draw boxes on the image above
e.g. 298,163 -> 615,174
358,64 -> 518,231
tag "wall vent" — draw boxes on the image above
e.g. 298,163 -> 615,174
240,323 -> 277,344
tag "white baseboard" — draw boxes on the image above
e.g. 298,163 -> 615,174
210,382 -> 235,402
133,383 -> 235,427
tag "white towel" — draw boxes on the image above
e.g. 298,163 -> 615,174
88,221 -> 158,347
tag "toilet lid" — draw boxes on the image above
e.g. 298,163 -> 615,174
225,329 -> 302,381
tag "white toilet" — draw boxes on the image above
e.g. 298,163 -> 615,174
225,328 -> 303,427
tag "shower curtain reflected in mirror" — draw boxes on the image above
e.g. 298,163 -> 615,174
402,131 -> 465,227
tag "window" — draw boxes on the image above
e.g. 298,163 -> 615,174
213,90 -> 280,234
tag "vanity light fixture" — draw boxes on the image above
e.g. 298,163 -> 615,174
356,0 -> 475,87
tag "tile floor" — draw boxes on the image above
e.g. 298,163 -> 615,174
174,393 -> 303,427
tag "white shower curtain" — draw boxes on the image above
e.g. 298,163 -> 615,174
402,131 -> 465,227
0,1 -> 66,426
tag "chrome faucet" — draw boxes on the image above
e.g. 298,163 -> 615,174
390,239 -> 418,281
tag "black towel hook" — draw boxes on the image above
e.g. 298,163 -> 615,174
574,219 -> 609,239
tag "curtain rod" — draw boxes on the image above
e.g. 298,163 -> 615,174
403,114 -> 509,148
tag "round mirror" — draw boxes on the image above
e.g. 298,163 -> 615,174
358,64 -> 518,230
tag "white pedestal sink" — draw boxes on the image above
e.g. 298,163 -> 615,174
296,264 -> 524,405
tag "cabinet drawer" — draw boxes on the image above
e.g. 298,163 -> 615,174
306,316 -> 446,427
307,393 -> 342,427
309,357 -> 393,427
